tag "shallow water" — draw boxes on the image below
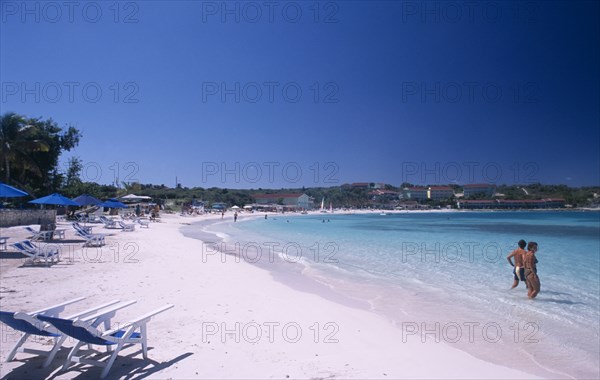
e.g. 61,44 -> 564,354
187,211 -> 600,379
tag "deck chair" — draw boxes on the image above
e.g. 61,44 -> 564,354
73,222 -> 94,234
135,218 -> 150,228
24,226 -> 53,241
99,216 -> 120,229
73,224 -> 106,247
0,236 -> 8,251
118,221 -> 135,232
39,304 -> 173,379
0,298 -> 122,367
10,240 -> 60,266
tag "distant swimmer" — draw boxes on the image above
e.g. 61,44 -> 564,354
507,239 -> 527,289
524,242 -> 541,299
265,214 -> 268,220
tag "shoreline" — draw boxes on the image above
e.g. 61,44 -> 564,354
0,214 -> 542,378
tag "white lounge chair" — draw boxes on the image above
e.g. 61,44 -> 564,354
118,221 -> 135,232
73,223 -> 106,247
99,216 -> 120,229
0,298 -> 123,367
73,222 -> 94,234
24,226 -> 53,241
39,303 -> 174,378
135,218 -> 150,228
0,236 -> 8,251
10,240 -> 60,266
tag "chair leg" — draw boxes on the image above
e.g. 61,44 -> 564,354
6,333 -> 30,361
141,323 -> 148,359
100,342 -> 123,379
63,341 -> 84,371
42,335 -> 67,368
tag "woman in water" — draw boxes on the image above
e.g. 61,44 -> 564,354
524,241 -> 540,299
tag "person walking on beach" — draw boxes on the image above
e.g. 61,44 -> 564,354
524,242 -> 541,299
507,239 -> 527,289
234,212 -> 238,222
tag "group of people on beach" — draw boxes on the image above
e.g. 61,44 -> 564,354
507,239 -> 540,299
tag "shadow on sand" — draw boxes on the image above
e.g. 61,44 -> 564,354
1,347 -> 193,380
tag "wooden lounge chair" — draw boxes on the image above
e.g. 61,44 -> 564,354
10,240 -> 60,266
39,303 -> 173,378
24,226 -> 53,241
135,218 -> 150,228
118,221 -> 135,232
72,223 -> 106,247
0,298 -> 123,367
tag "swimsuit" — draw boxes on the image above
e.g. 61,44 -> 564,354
513,266 -> 526,281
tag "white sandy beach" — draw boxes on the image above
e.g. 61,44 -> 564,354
0,213 -> 538,379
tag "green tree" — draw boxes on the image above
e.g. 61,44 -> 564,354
61,157 -> 84,197
0,112 -> 81,194
0,113 -> 49,185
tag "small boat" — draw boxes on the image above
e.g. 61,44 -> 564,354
320,197 -> 328,213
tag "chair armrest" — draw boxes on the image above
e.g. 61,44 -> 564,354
80,300 -> 137,323
65,300 -> 121,319
104,304 -> 174,335
30,297 -> 87,316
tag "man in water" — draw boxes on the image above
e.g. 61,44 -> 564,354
524,241 -> 541,299
507,239 -> 527,289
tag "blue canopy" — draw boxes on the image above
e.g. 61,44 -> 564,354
99,199 -> 128,209
29,193 -> 79,206
72,194 -> 102,206
0,182 -> 28,198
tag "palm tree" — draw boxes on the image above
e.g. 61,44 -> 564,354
0,113 -> 49,184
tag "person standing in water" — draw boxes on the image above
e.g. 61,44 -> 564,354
524,242 -> 541,299
507,239 -> 527,289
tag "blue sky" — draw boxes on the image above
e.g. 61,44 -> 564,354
1,1 -> 599,188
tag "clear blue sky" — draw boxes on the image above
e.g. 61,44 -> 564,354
1,1 -> 598,188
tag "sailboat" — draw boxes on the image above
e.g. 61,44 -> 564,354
320,197 -> 327,213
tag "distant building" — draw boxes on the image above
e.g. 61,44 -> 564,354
368,189 -> 399,197
404,187 -> 428,201
397,201 -> 420,210
428,186 -> 455,201
211,202 -> 227,211
351,182 -> 385,189
253,193 -> 313,210
463,184 -> 497,198
456,200 -> 497,209
457,198 -> 565,209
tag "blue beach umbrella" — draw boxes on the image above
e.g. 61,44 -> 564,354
0,182 -> 28,198
29,193 -> 79,206
72,194 -> 102,206
99,199 -> 128,209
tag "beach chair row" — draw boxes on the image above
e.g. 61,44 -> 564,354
0,297 -> 173,379
11,220 -> 149,266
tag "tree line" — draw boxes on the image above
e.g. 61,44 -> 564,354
2,112 -> 598,208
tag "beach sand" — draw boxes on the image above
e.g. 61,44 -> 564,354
0,213 -> 537,379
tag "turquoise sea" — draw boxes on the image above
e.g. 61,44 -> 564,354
185,211 -> 600,379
